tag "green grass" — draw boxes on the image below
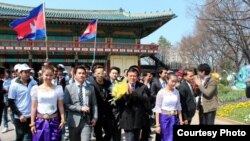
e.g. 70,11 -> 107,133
218,90 -> 245,103
217,83 -> 246,103
227,107 -> 250,124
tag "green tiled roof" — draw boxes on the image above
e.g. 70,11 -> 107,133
0,2 -> 176,21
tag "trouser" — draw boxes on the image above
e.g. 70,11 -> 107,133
124,129 -> 140,141
0,103 -> 3,125
13,118 -> 32,141
1,104 -> 8,128
140,115 -> 151,141
94,116 -> 114,141
113,116 -> 121,141
69,118 -> 91,141
198,106 -> 216,125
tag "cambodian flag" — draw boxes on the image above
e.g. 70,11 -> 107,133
80,19 -> 97,41
9,3 -> 46,40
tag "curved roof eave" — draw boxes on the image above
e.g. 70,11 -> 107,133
0,2 -> 176,21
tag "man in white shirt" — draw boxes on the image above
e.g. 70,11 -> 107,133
64,65 -> 97,141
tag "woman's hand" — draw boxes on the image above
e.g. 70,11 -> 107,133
31,126 -> 36,134
58,121 -> 65,129
155,126 -> 161,134
179,121 -> 184,125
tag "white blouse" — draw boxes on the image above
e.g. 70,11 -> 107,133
153,88 -> 182,113
30,85 -> 64,115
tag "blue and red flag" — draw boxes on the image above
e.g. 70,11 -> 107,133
9,3 -> 46,40
80,19 -> 97,41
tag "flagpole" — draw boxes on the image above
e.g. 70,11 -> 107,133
43,2 -> 48,63
45,37 -> 48,62
91,19 -> 98,68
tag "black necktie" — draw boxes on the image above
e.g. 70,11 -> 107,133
78,84 -> 83,106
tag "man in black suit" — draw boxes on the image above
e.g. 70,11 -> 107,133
151,67 -> 168,106
179,68 -> 196,125
116,67 -> 151,141
150,67 -> 168,141
89,65 -> 114,141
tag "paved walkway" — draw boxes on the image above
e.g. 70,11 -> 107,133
0,111 -> 244,141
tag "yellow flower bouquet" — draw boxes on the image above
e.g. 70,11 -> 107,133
111,79 -> 128,101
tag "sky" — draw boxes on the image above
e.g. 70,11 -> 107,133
0,0 -> 201,45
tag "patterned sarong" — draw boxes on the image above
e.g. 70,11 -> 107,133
160,114 -> 179,141
32,117 -> 61,141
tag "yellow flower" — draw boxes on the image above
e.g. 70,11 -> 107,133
217,101 -> 250,117
112,79 -> 128,101
211,72 -> 220,81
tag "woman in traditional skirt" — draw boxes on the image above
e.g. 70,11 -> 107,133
30,65 -> 65,141
154,72 -> 183,141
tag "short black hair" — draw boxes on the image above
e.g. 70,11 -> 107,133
157,67 -> 167,75
127,67 -> 139,76
197,63 -> 211,75
183,68 -> 194,76
74,65 -> 86,74
83,64 -> 90,70
110,66 -> 120,74
92,65 -> 104,73
143,71 -> 153,77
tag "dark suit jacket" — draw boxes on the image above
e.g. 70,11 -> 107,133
117,81 -> 151,130
88,76 -> 114,118
64,82 -> 98,128
150,78 -> 165,106
179,80 -> 196,121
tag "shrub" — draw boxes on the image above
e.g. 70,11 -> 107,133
220,77 -> 229,86
218,83 -> 231,95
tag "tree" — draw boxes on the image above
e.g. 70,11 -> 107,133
178,0 -> 250,72
157,36 -> 172,64
197,0 -> 250,71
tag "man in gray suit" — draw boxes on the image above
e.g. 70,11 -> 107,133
64,65 -> 98,141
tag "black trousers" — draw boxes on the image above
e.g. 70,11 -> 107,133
0,103 -> 3,125
124,129 -> 140,141
94,116 -> 114,141
14,118 -> 32,141
198,106 -> 216,125
140,116 -> 151,141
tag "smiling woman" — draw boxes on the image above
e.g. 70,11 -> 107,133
30,64 -> 65,141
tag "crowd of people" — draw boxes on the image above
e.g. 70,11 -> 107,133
0,62 -> 219,141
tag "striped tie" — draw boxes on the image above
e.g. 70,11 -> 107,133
78,84 -> 83,106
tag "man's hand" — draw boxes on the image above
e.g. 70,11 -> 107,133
19,115 -> 27,122
194,77 -> 202,86
90,119 -> 96,126
183,120 -> 189,125
81,106 -> 90,113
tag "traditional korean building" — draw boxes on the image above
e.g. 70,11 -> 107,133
0,2 -> 176,72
